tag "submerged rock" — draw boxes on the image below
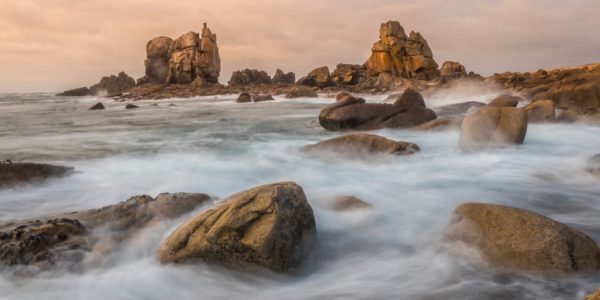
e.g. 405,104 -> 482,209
414,116 -> 463,131
330,196 -> 372,211
252,94 -> 274,102
125,103 -> 139,109
56,87 -> 91,97
302,133 -> 419,159
433,101 -> 485,118
285,86 -> 318,98
319,88 -> 436,130
585,154 -> 600,175
444,203 -> 600,275
88,102 -> 106,110
487,95 -> 521,107
458,106 -> 528,150
157,182 -> 316,272
524,100 -> 555,123
0,161 -> 74,188
236,92 -> 252,103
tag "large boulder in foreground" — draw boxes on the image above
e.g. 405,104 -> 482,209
302,133 -> 419,160
444,203 -> 600,275
458,106 -> 527,150
0,161 -> 74,188
157,182 -> 316,272
319,88 -> 436,131
0,193 -> 212,268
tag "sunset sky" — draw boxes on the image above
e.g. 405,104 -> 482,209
0,0 -> 598,92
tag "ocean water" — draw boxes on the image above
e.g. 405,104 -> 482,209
0,91 -> 599,299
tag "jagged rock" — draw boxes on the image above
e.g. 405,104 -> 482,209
0,193 -> 212,269
488,62 -> 600,110
330,196 -> 372,211
302,133 -> 419,160
88,102 -> 105,110
0,161 -> 74,188
285,86 -> 318,98
56,87 -> 91,97
319,89 -> 436,130
458,106 -> 528,150
89,72 -> 136,96
440,61 -> 467,78
331,64 -> 366,85
236,93 -> 252,103
157,182 -> 316,272
366,21 -> 439,83
444,203 -> 600,275
272,69 -> 295,85
228,69 -> 272,86
524,100 -> 555,122
252,94 -> 274,102
142,36 -> 173,84
166,23 -> 221,84
297,66 -> 332,88
487,95 -> 521,107
125,103 -> 139,109
433,101 -> 486,118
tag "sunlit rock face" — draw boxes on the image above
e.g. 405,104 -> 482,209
141,23 -> 221,85
366,21 -> 440,83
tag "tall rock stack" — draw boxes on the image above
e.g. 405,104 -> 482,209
141,23 -> 221,85
366,21 -> 439,84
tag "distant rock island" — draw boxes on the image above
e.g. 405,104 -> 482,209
58,20 -> 600,115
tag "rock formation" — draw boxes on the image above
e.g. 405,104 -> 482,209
524,100 -> 555,123
229,69 -> 272,86
88,102 -> 105,110
285,86 -> 318,98
157,182 -> 316,272
271,69 -> 295,85
458,106 -> 528,150
297,66 -> 332,88
302,133 -> 419,160
366,21 -> 439,84
140,36 -> 173,84
58,72 -> 136,97
444,203 -> 600,275
236,92 -> 251,103
330,196 -> 372,211
440,61 -> 467,78
0,161 -> 74,188
319,89 -> 436,130
331,64 -> 366,85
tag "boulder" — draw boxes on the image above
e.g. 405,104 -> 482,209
524,100 -> 555,122
252,94 -> 274,102
236,92 -> 252,103
414,116 -> 464,131
330,196 -> 372,211
285,86 -> 318,98
440,61 -> 467,79
228,69 -> 272,86
487,95 -> 521,107
586,289 -> 600,300
125,103 -> 139,109
56,87 -> 91,97
271,69 -> 295,85
366,21 -> 439,82
433,101 -> 486,118
319,89 -> 436,130
166,23 -> 221,84
297,66 -> 332,88
142,36 -> 173,84
335,92 -> 352,101
89,72 -> 136,96
557,107 -> 600,123
444,203 -> 600,275
0,162 -> 73,188
331,64 -> 366,85
89,102 -> 105,110
302,133 -> 419,159
458,106 -> 528,150
0,193 -> 212,269
157,182 -> 316,272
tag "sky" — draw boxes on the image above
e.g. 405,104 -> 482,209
0,0 -> 599,92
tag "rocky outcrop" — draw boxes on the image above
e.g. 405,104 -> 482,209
330,196 -> 372,211
458,106 -> 528,150
319,89 -> 436,130
440,61 -> 467,79
557,107 -> 600,124
271,69 -> 295,85
89,72 -> 136,96
366,21 -> 439,84
285,86 -> 318,98
297,66 -> 332,88
524,100 -> 555,122
140,36 -> 173,84
57,87 -> 91,97
331,64 -> 366,85
89,102 -> 105,110
488,62 -> 600,110
229,69 -> 272,86
0,161 -> 74,188
444,203 -> 600,275
0,193 -> 212,269
302,133 -> 419,160
157,182 -> 316,272
166,23 -> 221,84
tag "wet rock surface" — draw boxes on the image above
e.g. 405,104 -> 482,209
458,106 -> 528,150
302,133 -> 419,160
0,161 -> 74,188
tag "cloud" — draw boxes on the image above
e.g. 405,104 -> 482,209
0,0 -> 599,92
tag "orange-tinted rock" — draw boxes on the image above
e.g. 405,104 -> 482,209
459,106 -> 528,150
302,133 -> 419,159
524,100 -> 555,122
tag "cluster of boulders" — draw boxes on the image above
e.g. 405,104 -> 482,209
58,72 -> 136,97
229,68 -> 296,86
